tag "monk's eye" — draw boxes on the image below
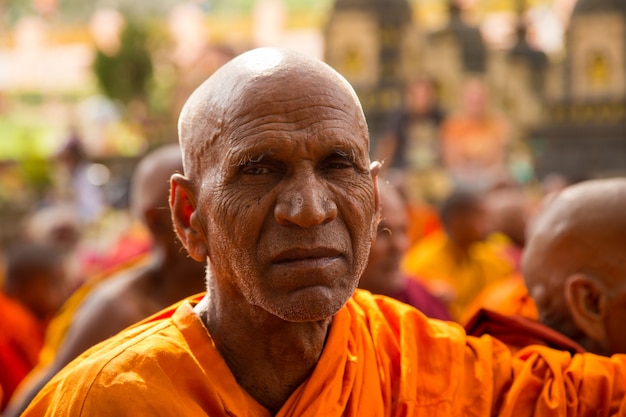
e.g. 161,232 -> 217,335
320,151 -> 355,171
242,165 -> 272,175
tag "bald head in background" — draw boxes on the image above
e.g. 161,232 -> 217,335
130,144 -> 184,222
130,144 -> 189,253
523,178 -> 626,356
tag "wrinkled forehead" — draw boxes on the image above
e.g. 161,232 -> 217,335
178,49 -> 369,172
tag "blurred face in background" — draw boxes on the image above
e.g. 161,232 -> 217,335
359,184 -> 409,296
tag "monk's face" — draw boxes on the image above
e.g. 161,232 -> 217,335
190,63 -> 377,322
359,186 -> 408,295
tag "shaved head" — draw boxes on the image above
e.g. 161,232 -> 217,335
177,47 -> 368,184
130,144 -> 183,222
524,178 -> 626,291
523,178 -> 626,354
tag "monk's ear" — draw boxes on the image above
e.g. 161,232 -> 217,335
370,161 -> 382,241
564,273 -> 607,343
170,173 -> 208,262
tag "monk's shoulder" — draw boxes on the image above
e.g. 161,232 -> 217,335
25,306 -> 198,416
349,290 -> 466,343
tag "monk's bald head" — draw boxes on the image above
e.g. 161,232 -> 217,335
524,178 -> 626,288
523,178 -> 626,351
177,48 -> 368,182
130,144 -> 183,222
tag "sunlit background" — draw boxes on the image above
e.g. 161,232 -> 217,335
0,0 -> 622,248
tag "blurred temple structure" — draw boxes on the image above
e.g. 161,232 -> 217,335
536,0 -> 626,180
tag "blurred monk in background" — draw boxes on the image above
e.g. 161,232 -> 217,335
402,188 -> 514,320
359,181 -> 451,320
466,178 -> 626,355
5,144 -> 206,417
461,186 -> 537,323
0,244 -> 68,411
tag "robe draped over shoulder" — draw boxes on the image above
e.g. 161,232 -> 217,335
22,290 -> 626,416
465,308 -> 585,355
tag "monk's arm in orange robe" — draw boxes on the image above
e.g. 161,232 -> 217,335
20,290 -> 626,416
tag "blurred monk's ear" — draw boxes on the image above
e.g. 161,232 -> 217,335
564,273 -> 607,343
170,174 -> 208,262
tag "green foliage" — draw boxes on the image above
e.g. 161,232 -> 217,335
93,20 -> 153,105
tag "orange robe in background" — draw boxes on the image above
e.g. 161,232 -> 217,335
34,252 -> 150,368
0,292 -> 45,410
406,202 -> 441,247
23,290 -> 626,416
440,112 -> 508,187
460,273 -> 538,325
7,252 -> 152,411
465,308 -> 585,355
402,231 -> 514,321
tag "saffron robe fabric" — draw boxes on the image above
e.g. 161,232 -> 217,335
464,308 -> 585,355
23,290 -> 626,416
0,292 -> 45,410
401,231 -> 514,320
460,274 -> 538,325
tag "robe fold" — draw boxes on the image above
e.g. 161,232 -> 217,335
22,290 -> 626,416
464,308 -> 585,355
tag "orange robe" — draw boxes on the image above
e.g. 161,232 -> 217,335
460,273 -> 538,325
0,292 -> 45,410
35,251 -> 150,368
464,308 -> 585,355
6,252 -> 152,411
22,290 -> 626,416
402,231 -> 514,320
440,112 -> 508,186
406,202 -> 441,247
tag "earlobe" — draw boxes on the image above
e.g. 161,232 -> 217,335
564,273 -> 607,343
170,173 -> 208,262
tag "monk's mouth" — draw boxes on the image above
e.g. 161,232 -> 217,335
272,247 -> 342,266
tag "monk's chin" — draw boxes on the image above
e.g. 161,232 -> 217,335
262,285 -> 354,323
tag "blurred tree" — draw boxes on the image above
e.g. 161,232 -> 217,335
92,20 -> 153,106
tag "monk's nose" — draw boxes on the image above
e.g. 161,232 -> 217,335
274,175 -> 338,227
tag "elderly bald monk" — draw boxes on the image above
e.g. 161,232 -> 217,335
523,178 -> 626,355
7,145 -> 206,417
466,178 -> 626,355
22,48 -> 626,416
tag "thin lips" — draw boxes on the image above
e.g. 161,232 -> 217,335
272,247 -> 342,263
